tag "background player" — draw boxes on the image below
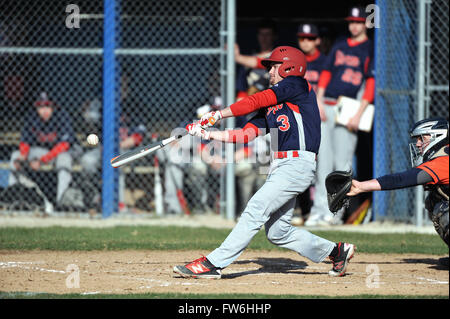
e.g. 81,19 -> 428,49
346,117 -> 449,247
173,46 -> 356,279
306,6 -> 375,226
8,91 -> 75,206
295,23 -> 328,223
297,23 -> 327,93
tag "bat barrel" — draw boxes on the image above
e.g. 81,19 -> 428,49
110,130 -> 187,168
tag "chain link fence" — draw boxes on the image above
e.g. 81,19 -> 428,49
426,0 -> 449,119
0,0 -> 241,218
1,0 -> 447,222
374,0 -> 448,223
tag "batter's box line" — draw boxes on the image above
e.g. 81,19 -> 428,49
119,275 -> 208,288
0,262 -> 66,274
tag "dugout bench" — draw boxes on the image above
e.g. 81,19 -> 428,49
0,131 -> 156,212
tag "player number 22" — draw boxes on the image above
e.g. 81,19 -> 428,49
341,68 -> 362,86
277,115 -> 290,131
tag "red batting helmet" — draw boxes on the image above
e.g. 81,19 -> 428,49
261,46 -> 307,78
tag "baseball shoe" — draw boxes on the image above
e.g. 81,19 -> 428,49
328,242 -> 355,277
173,256 -> 221,279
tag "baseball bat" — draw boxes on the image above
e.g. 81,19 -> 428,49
110,130 -> 188,168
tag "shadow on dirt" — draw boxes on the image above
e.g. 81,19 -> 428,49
222,257 -> 325,279
401,257 -> 449,270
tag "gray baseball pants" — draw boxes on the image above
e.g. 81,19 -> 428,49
310,103 -> 358,219
9,147 -> 72,203
207,151 -> 335,269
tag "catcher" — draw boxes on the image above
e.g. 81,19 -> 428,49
327,117 -> 449,247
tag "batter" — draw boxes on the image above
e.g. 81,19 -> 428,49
173,46 -> 355,279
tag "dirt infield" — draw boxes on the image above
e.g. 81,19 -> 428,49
0,250 -> 448,297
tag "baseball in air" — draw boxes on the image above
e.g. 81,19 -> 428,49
87,134 -> 99,146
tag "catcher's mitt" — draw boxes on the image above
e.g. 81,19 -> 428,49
325,170 -> 353,214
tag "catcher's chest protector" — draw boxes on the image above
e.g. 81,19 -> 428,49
423,146 -> 449,247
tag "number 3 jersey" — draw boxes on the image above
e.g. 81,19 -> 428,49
238,76 -> 321,154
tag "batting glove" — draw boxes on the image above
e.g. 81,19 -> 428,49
199,110 -> 222,129
185,122 -> 211,140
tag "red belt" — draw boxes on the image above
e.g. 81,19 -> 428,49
273,151 -> 299,159
273,151 -> 317,161
324,99 -> 337,106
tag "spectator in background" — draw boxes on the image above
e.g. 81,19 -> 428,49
8,91 -> 75,206
305,6 -> 375,226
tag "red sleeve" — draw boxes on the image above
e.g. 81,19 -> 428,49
362,77 -> 375,103
229,89 -> 277,117
225,123 -> 260,144
317,70 -> 332,90
417,155 -> 449,185
255,57 -> 265,69
19,142 -> 30,158
40,141 -> 70,163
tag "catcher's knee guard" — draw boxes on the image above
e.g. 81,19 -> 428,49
428,200 -> 449,247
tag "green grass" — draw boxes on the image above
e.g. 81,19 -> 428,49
0,226 -> 447,254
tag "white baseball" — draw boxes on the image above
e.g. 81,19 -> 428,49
87,134 -> 99,146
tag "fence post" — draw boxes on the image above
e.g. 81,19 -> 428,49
415,0 -> 427,227
225,0 -> 236,221
102,0 -> 120,218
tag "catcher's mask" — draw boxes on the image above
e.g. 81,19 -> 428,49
409,117 -> 449,167
261,46 -> 307,78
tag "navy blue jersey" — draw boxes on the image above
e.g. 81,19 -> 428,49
235,65 -> 249,94
305,51 -> 327,93
323,38 -> 374,99
247,77 -> 321,154
21,109 -> 75,149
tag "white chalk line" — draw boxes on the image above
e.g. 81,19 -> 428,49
1,260 -> 447,295
0,261 -> 66,274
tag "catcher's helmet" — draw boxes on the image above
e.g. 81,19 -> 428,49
261,46 -> 307,78
409,117 -> 449,166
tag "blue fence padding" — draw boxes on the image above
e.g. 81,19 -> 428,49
0,164 -> 9,189
102,0 -> 120,218
374,0 -> 417,221
374,0 -> 387,219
